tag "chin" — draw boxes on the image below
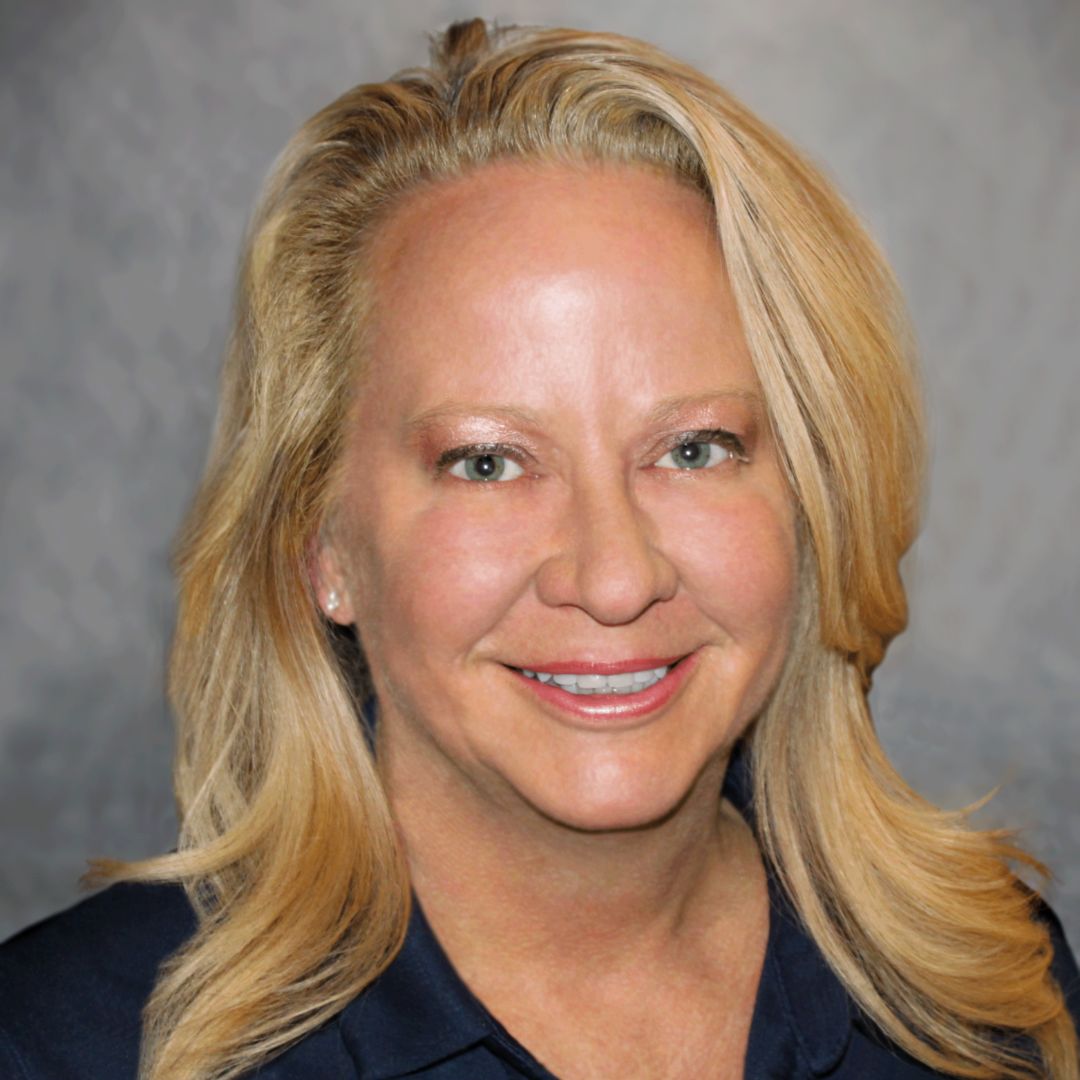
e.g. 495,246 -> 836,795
523,771 -> 693,834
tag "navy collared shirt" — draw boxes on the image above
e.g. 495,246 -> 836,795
3,747 -> 1078,1078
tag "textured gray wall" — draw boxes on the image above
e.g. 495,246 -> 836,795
2,0 -> 1077,947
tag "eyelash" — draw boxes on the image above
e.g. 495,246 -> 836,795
665,429 -> 748,464
435,442 -> 525,473
435,430 -> 747,480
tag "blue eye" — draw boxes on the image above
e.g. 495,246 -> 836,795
448,453 -> 525,482
654,440 -> 732,470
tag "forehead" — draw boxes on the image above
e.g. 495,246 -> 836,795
359,158 -> 759,409
371,157 -> 725,313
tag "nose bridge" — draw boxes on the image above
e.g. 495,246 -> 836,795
536,466 -> 677,624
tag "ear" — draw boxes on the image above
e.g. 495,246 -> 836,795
306,525 -> 358,626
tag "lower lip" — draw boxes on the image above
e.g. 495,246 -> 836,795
508,651 -> 699,728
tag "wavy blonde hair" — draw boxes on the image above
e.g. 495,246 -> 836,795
94,18 -> 1077,1079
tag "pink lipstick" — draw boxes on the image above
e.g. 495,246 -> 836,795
505,650 -> 699,727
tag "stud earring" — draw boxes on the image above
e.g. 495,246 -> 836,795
326,589 -> 341,614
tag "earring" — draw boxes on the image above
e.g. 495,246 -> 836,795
326,589 -> 341,614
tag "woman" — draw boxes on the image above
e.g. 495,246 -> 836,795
1,17 -> 1077,1080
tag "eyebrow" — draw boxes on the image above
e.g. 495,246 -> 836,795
404,402 -> 545,435
404,389 -> 763,435
645,389 -> 763,425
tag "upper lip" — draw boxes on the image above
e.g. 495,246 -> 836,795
505,654 -> 688,675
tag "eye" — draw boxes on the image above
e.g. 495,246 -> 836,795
447,452 -> 525,482
654,438 -> 733,471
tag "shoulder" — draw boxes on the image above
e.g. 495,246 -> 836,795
839,896 -> 1080,1078
1034,896 -> 1080,1021
0,882 -> 196,1080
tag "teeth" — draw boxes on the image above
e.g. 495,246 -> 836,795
520,665 -> 671,694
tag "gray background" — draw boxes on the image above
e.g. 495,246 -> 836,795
1,0 -> 1077,946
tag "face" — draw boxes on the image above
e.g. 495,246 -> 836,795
317,160 -> 798,833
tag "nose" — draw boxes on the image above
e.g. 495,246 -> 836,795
534,475 -> 678,625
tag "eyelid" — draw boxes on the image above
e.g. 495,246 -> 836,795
433,430 -> 746,475
435,442 -> 533,473
659,428 -> 748,461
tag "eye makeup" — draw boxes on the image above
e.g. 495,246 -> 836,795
434,442 -> 534,474
643,390 -> 763,456
412,390 -> 763,481
657,428 -> 748,463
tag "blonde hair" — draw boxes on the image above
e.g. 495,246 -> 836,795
95,19 -> 1078,1079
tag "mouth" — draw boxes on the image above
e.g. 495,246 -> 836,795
502,652 -> 697,725
506,657 -> 687,696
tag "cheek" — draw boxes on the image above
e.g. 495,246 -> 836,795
353,492 -> 542,658
665,488 -> 798,642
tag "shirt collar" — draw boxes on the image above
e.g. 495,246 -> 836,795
730,741 -> 852,1075
759,874 -> 852,1074
343,708 -> 851,1078
338,897 -> 498,1079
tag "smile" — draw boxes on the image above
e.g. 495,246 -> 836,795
517,665 -> 672,695
505,653 -> 697,726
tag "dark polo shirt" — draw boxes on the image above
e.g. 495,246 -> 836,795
2,746 -> 1078,1078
